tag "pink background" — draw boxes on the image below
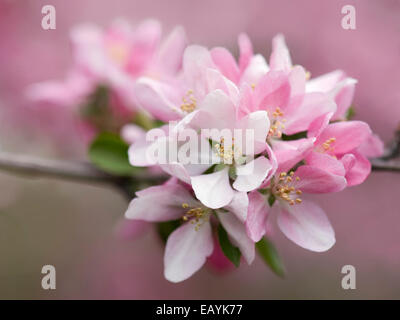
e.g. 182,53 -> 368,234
0,0 -> 399,299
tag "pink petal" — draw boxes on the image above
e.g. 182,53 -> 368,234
284,92 -> 336,135
341,152 -> 371,187
316,121 -> 372,155
237,110 -> 270,155
128,127 -> 167,166
225,191 -> 249,223
121,124 -> 146,144
127,19 -> 161,73
357,133 -> 384,158
295,165 -> 347,193
306,70 -> 356,121
254,71 -> 291,113
306,70 -> 345,92
191,167 -> 234,209
269,34 -> 292,72
164,220 -> 213,282
217,211 -> 255,264
133,77 -> 182,122
191,90 -> 237,132
233,157 -> 273,192
240,54 -> 269,87
182,45 -> 215,99
238,33 -> 253,73
305,151 -> 346,176
206,68 -> 240,105
271,138 -> 315,173
211,47 -> 240,84
125,183 -> 198,221
277,200 -> 335,252
156,26 -> 187,75
288,65 -> 306,97
307,112 -> 334,138
246,191 -> 269,242
331,78 -> 356,120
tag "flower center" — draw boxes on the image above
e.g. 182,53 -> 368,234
182,203 -> 210,231
319,137 -> 336,154
180,89 -> 197,113
107,43 -> 129,66
268,107 -> 286,138
272,171 -> 302,206
214,137 -> 242,165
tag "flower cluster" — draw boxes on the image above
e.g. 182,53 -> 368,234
30,20 -> 383,283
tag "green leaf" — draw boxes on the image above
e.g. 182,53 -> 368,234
133,112 -> 156,131
268,194 -> 276,207
157,220 -> 181,243
218,223 -> 241,267
89,132 -> 136,175
281,131 -> 307,141
256,237 -> 286,278
345,105 -> 356,120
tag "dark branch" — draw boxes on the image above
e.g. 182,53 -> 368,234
0,152 -> 165,198
371,123 -> 400,173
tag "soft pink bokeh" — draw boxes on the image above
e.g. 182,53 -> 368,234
0,0 -> 399,299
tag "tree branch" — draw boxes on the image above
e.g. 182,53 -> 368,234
0,151 -> 165,198
371,123 -> 400,173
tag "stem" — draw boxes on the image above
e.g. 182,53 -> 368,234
371,123 -> 400,173
0,152 -> 165,198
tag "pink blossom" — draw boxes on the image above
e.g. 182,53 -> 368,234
306,120 -> 374,186
133,44 -> 238,122
124,180 -> 254,282
28,19 -> 187,134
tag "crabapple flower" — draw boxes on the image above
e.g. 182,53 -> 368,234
28,19 -> 187,135
177,89 -> 275,208
124,180 -> 254,282
133,44 -> 239,122
249,165 -> 345,251
270,34 -> 357,121
306,120 -> 374,186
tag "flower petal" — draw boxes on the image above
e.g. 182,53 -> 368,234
284,92 -> 336,135
238,33 -> 253,73
225,191 -> 249,223
191,167 -> 234,209
341,151 -> 371,187
233,157 -> 273,192
271,138 -> 315,173
211,47 -> 240,84
277,200 -> 335,252
254,71 -> 291,113
125,183 -> 198,221
269,34 -> 292,72
295,165 -> 347,193
157,26 -> 187,75
133,77 -> 182,121
316,121 -> 372,155
164,221 -> 213,282
246,191 -> 269,242
217,211 -> 255,264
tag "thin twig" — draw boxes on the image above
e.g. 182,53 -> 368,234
371,158 -> 400,172
371,123 -> 400,173
0,152 -> 165,198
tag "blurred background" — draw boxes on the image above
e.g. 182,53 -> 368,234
0,0 -> 399,299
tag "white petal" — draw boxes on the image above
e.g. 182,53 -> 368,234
164,221 -> 213,282
217,211 -> 255,264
